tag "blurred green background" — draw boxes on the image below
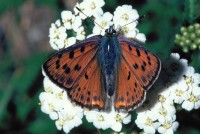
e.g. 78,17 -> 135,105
0,0 -> 200,134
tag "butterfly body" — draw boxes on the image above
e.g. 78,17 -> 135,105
43,26 -> 161,111
97,33 -> 121,97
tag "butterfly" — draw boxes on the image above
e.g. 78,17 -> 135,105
43,25 -> 161,111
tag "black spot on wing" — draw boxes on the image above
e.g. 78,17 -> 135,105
56,65 -> 60,69
84,72 -> 89,79
65,67 -> 71,74
69,51 -> 74,59
141,76 -> 147,83
136,48 -> 140,57
143,61 -> 146,66
80,46 -> 85,53
74,64 -> 81,71
56,60 -> 60,65
141,65 -> 145,72
148,61 -> 151,65
133,63 -> 139,69
58,53 -> 62,58
63,64 -> 67,69
127,71 -> 131,80
128,45 -> 132,51
66,78 -> 73,85
135,82 -> 137,88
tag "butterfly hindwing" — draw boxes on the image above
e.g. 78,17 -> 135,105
68,58 -> 105,109
43,35 -> 105,109
115,57 -> 146,111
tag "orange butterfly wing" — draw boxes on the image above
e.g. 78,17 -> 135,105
115,36 -> 161,111
43,35 -> 105,109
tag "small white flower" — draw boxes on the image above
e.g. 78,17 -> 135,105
157,88 -> 174,106
135,110 -> 160,134
153,103 -> 176,123
61,11 -> 82,31
64,37 -> 76,47
40,75 -> 84,133
170,82 -> 188,104
85,107 -> 131,132
109,111 -> 131,132
53,26 -> 66,40
93,12 -> 113,35
135,33 -> 146,43
181,66 -> 200,87
39,92 -> 57,115
74,2 -> 87,19
75,26 -> 86,40
61,11 -> 75,29
49,20 -> 67,50
72,16 -> 82,31
85,110 -> 111,130
182,89 -> 200,111
81,0 -> 105,17
158,119 -> 179,134
119,24 -> 138,38
113,5 -> 139,27
57,106 -> 83,133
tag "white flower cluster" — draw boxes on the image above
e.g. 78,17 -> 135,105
40,75 -> 84,133
135,53 -> 200,134
49,0 -> 146,50
40,72 -> 131,133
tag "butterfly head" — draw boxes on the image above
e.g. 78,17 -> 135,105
105,25 -> 116,36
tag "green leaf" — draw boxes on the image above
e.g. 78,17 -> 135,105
28,117 -> 57,134
184,0 -> 200,23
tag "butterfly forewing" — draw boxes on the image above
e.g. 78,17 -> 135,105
118,36 -> 161,90
43,35 -> 106,109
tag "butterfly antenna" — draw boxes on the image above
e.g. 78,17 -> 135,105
116,15 -> 145,31
76,7 -> 105,30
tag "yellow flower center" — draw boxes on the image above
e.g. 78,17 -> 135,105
54,29 -> 61,38
90,2 -> 96,10
189,94 -> 198,102
175,89 -> 183,96
159,108 -> 167,117
145,117 -> 153,126
121,13 -> 129,21
158,95 -> 166,103
184,75 -> 194,85
81,30 -> 85,35
56,91 -> 64,99
63,19 -> 72,25
58,119 -> 65,126
122,26 -> 129,34
100,21 -> 107,28
48,103 -> 55,111
44,88 -> 52,93
163,121 -> 172,129
67,114 -> 74,120
97,114 -> 104,121
115,114 -> 123,122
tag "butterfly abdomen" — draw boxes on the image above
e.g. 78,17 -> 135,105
98,35 -> 120,97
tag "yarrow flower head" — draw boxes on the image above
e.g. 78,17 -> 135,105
135,53 -> 200,133
40,0 -> 200,133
